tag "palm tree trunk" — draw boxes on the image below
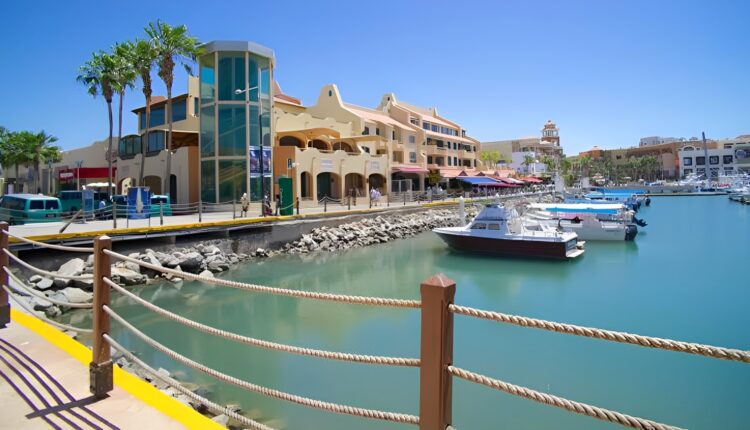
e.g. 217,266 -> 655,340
139,98 -> 151,187
14,164 -> 18,192
117,91 -> 124,195
164,86 -> 173,200
107,100 -> 114,198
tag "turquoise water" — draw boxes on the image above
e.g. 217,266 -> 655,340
109,197 -> 750,429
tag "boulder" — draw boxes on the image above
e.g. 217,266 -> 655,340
35,278 -> 55,290
198,270 -> 214,279
72,277 -> 94,290
58,287 -> 93,304
29,275 -> 43,284
110,267 -> 147,286
58,258 -> 85,277
176,252 -> 203,273
32,296 -> 53,310
211,414 -> 229,426
201,245 -> 221,256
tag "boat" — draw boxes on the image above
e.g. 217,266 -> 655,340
522,203 -> 638,241
433,204 -> 584,260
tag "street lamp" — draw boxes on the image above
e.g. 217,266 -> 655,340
47,159 -> 54,196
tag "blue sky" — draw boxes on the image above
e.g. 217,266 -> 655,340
1,0 -> 748,154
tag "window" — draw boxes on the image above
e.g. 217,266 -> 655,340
147,131 -> 165,153
723,155 -> 733,164
448,157 -> 452,166
363,127 -> 370,135
410,118 -> 418,125
488,223 -> 500,230
375,128 -> 380,136
392,130 -> 396,140
431,124 -> 439,132
218,105 -> 246,156
471,223 -> 487,230
684,169 -> 693,174
171,100 -> 187,122
193,98 -> 199,116
218,160 -> 247,202
409,152 -> 416,163
696,156 -> 705,166
709,156 -> 719,165
218,53 -> 246,101
201,160 -> 216,203
408,135 -> 415,144
200,53 -> 215,104
45,200 -> 59,210
200,106 -> 215,157
362,147 -> 370,154
427,156 -> 433,164
682,157 -> 693,166
724,167 -> 734,173
144,107 -> 165,129
454,157 -> 458,165
29,200 -> 43,210
422,122 -> 430,130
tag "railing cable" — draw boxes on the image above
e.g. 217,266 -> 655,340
4,268 -> 92,309
4,249 -> 94,282
449,304 -> 750,363
104,278 -> 419,367
103,249 -> 421,308
103,305 -> 419,425
2,285 -> 92,333
448,366 -> 682,430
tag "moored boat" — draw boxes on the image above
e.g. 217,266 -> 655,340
522,203 -> 639,241
433,204 -> 584,260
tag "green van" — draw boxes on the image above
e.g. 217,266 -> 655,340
0,194 -> 62,225
58,190 -> 95,214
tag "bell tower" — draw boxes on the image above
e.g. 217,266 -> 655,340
541,120 -> 559,146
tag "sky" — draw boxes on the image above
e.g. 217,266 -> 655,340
1,0 -> 748,155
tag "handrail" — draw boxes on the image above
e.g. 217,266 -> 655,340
1,230 -> 94,253
449,304 -> 750,363
104,334 -> 274,430
103,249 -> 422,308
447,366 -> 682,430
4,269 -> 92,309
104,305 -> 420,425
104,277 -> 419,367
2,285 -> 92,333
4,249 -> 94,282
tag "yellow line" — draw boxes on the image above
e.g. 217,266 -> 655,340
10,309 -> 224,430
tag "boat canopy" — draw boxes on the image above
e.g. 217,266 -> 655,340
529,203 -> 625,215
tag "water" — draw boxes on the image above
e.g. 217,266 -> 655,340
107,197 -> 749,429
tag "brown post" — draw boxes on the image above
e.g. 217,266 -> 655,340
419,273 -> 455,430
0,222 -> 10,328
90,235 -> 113,398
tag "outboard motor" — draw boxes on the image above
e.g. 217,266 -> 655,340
633,217 -> 647,227
645,197 -> 651,206
625,224 -> 638,241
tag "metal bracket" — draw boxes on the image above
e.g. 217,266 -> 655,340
0,304 -> 9,328
89,361 -> 113,398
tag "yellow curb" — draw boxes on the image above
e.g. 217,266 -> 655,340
10,309 -> 224,430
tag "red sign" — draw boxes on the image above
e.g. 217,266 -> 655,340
58,167 -> 116,182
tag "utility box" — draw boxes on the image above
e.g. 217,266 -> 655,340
278,177 -> 293,215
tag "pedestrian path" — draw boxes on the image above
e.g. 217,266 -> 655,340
0,308 -> 223,429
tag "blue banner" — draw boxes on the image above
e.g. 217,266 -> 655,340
127,187 -> 151,220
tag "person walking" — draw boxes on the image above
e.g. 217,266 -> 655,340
240,192 -> 249,218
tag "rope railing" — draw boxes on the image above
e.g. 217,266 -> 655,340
4,269 -> 92,309
447,366 -> 682,430
1,230 -> 94,253
2,285 -> 92,334
4,249 -> 94,282
103,249 -> 422,308
104,277 -> 419,367
449,304 -> 750,363
103,305 -> 420,425
104,334 -> 274,430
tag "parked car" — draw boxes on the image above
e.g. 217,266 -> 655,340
58,190 -> 94,214
0,194 -> 62,225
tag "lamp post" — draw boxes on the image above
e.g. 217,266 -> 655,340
47,160 -> 53,196
235,87 -> 266,216
74,160 -> 84,191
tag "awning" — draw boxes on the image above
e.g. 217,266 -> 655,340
439,168 -> 468,178
519,177 -> 543,183
392,166 -> 429,174
497,177 -> 525,185
457,177 -> 515,187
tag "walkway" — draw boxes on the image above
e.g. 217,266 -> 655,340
0,307 -> 223,429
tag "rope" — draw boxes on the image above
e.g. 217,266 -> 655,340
448,366 -> 682,430
4,249 -> 94,282
2,285 -> 93,334
104,278 -> 419,367
2,231 -> 94,253
104,305 -> 419,425
449,304 -> 750,363
103,334 -> 274,430
4,269 -> 92,308
103,249 -> 421,308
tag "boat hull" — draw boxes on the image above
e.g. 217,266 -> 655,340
434,231 -> 579,260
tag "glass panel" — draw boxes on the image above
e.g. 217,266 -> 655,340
261,102 -> 271,147
200,53 -> 215,104
218,160 -> 247,202
149,107 -> 165,128
248,56 -> 259,102
249,104 -> 260,147
139,113 -> 145,130
201,160 -> 216,203
171,100 -> 187,122
200,105 -> 215,157
218,53 -> 246,101
148,131 -> 165,152
218,105 -> 246,156
260,67 -> 270,96
250,176 -> 272,202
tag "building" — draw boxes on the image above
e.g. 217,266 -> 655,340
678,145 -> 736,179
639,136 -> 680,147
481,120 -> 563,174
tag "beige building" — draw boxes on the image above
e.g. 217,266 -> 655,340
481,120 -> 563,174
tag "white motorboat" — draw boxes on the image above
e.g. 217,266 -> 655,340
433,204 -> 584,260
522,203 -> 639,241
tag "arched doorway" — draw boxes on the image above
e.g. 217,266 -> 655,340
280,136 -> 305,149
300,171 -> 312,199
344,173 -> 366,197
316,172 -> 340,200
368,173 -> 387,195
143,175 -> 162,194
332,141 -> 354,152
310,139 -> 330,151
118,177 -> 135,195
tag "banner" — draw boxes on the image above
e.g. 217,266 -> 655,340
127,187 -> 151,220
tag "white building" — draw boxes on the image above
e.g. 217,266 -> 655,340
678,146 -> 736,179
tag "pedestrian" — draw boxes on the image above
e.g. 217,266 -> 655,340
98,199 -> 106,219
240,192 -> 249,217
275,193 -> 281,216
375,188 -> 381,206
370,187 -> 377,206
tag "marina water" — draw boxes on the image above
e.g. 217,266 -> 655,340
108,197 -> 749,429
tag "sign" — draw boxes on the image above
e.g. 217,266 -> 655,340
59,171 -> 74,180
250,147 -> 273,177
320,159 -> 334,172
370,161 -> 380,170
127,187 -> 151,220
287,158 -> 293,170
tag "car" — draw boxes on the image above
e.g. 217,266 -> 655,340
0,194 -> 62,225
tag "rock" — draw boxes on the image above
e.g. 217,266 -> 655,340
35,278 -> 54,290
72,277 -> 94,290
176,252 -> 203,273
202,245 -> 221,256
124,261 -> 141,273
32,296 -> 53,310
53,278 -> 72,288
110,267 -> 147,286
29,275 -> 43,283
211,414 -> 229,426
58,258 -> 85,278
198,270 -> 214,279
58,287 -> 93,304
44,305 -> 61,318
85,254 -> 95,267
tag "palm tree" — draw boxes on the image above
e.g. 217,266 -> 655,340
0,127 -> 15,183
111,43 -> 137,196
118,39 -> 156,187
27,131 -> 60,193
522,154 -> 536,173
77,51 -> 116,196
540,155 -> 556,176
146,20 -> 201,200
6,131 -> 35,192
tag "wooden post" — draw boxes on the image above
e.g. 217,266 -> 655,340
296,198 -> 300,216
348,194 -> 351,211
0,222 -> 10,328
160,202 -> 164,225
324,199 -> 327,213
198,200 -> 203,223
419,274 -> 455,430
112,201 -> 117,229
90,235 -> 113,398
232,200 -> 236,220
